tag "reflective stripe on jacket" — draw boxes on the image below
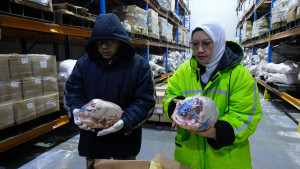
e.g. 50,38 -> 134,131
163,41 -> 262,169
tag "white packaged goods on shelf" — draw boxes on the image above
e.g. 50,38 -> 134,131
108,5 -> 148,36
0,80 -> 22,103
266,60 -> 300,74
0,102 -> 14,130
288,0 -> 300,11
30,54 -> 57,76
244,0 -> 255,15
167,23 -> 173,42
0,55 -> 10,81
169,0 -> 175,13
22,77 -> 43,100
267,72 -> 300,84
14,98 -> 36,125
271,0 -> 289,26
159,17 -> 168,40
35,93 -> 59,117
252,17 -> 269,38
149,54 -> 165,76
148,9 -> 160,39
13,0 -> 53,12
241,21 -> 253,42
42,75 -> 59,96
57,59 -> 77,82
157,0 -> 169,12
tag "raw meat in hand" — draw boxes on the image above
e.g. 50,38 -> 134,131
77,99 -> 123,129
172,95 -> 219,131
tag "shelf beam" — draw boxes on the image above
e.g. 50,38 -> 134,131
0,14 -> 91,37
0,115 -> 69,153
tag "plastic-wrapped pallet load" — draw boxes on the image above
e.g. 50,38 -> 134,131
148,9 -> 160,39
266,60 -> 300,85
35,93 -> 59,117
52,3 -> 89,19
31,54 -> 57,76
241,21 -> 253,42
167,23 -> 173,43
108,5 -> 148,36
251,16 -> 269,38
57,59 -> 77,104
271,0 -> 289,29
159,17 -> 168,41
21,77 -> 43,100
14,98 -> 36,125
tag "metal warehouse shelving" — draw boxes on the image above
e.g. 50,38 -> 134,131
0,0 -> 191,151
236,0 -> 300,133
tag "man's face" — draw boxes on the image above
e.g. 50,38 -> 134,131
190,31 -> 214,64
97,39 -> 120,59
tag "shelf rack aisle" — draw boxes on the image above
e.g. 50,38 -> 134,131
0,90 -> 299,168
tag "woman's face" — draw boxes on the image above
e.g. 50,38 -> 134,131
190,31 -> 214,64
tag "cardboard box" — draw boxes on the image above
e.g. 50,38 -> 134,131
0,54 -> 10,81
0,102 -> 14,130
14,98 -> 36,125
22,77 -> 43,100
31,54 -> 57,76
0,80 -> 22,103
42,75 -> 59,95
287,8 -> 296,23
296,7 -> 300,19
88,154 -> 192,169
148,113 -> 160,122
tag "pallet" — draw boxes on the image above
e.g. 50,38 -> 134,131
128,32 -> 149,40
266,82 -> 300,93
0,0 -> 54,23
270,26 -> 286,35
55,13 -> 93,29
286,18 -> 300,30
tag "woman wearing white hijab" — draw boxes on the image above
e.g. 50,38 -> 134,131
163,18 -> 262,169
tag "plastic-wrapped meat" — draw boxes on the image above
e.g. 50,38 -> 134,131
77,99 -> 123,129
173,95 -> 219,131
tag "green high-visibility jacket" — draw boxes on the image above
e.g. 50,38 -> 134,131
163,41 -> 262,169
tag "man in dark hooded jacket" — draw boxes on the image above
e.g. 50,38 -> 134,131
64,13 -> 156,166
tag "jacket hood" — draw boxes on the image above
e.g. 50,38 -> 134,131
219,40 -> 244,69
85,13 -> 135,61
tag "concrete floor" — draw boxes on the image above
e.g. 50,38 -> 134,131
0,90 -> 299,169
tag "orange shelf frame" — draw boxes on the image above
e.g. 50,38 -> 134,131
0,115 -> 69,153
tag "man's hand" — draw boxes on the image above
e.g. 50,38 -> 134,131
73,108 -> 94,132
97,119 -> 124,136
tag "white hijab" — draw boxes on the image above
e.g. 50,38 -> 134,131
193,18 -> 226,84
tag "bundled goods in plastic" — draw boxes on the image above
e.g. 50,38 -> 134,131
172,95 -> 219,131
13,0 -> 53,12
77,99 -> 123,129
271,0 -> 289,28
266,60 -> 300,85
107,5 -> 148,36
148,9 -> 160,39
57,59 -> 77,103
252,16 -> 270,38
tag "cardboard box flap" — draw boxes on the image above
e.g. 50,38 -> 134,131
150,154 -> 192,169
93,159 -> 149,169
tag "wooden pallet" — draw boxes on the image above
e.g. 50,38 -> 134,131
286,18 -> 300,30
0,0 -> 54,23
266,82 -> 300,93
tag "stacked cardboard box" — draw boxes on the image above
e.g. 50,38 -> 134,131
108,5 -> 148,36
13,0 -> 53,12
0,54 -> 59,129
158,17 -> 168,41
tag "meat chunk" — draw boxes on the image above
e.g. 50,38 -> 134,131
172,95 -> 219,131
78,99 -> 123,129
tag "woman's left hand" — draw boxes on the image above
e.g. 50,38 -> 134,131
191,120 -> 217,140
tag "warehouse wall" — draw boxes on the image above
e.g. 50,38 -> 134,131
190,0 -> 237,41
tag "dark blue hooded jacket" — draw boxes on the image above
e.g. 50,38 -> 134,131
64,13 -> 156,159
